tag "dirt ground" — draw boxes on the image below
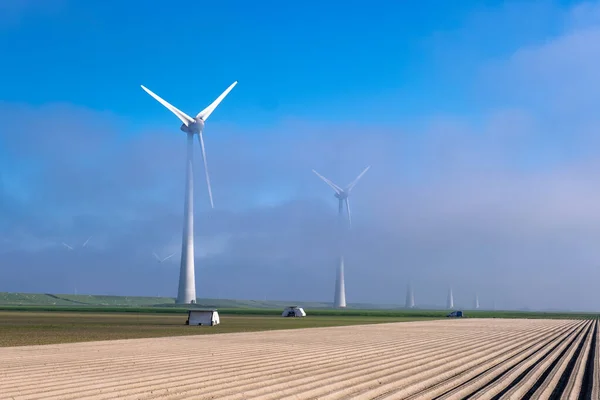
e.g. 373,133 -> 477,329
0,318 -> 597,399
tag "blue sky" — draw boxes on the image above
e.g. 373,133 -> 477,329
2,0 -> 600,310
0,0 -> 573,122
1,1 -> 460,114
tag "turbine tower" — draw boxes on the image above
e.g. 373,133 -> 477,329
447,287 -> 454,309
474,293 -> 480,309
141,81 -> 237,304
312,166 -> 370,308
405,282 -> 415,308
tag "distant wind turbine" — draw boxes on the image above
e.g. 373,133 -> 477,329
405,282 -> 415,309
153,251 -> 176,264
61,236 -> 91,296
447,287 -> 454,309
312,166 -> 370,226
140,81 -> 237,304
312,166 -> 371,308
62,236 -> 92,251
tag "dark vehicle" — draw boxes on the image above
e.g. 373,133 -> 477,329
447,310 -> 463,318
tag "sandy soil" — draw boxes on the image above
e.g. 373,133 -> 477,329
0,318 -> 597,399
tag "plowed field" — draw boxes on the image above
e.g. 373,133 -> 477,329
1,318 -> 598,399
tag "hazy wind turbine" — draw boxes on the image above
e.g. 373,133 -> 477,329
447,287 -> 454,309
62,236 -> 92,251
61,236 -> 91,296
312,166 -> 370,308
153,251 -> 176,264
141,81 -> 237,304
405,282 -> 415,308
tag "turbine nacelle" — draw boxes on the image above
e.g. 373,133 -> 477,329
180,118 -> 205,135
334,191 -> 348,200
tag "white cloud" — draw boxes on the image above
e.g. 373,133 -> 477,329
566,1 -> 600,29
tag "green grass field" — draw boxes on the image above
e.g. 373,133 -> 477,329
0,291 -> 598,347
1,292 -> 598,317
0,304 -> 597,320
0,293 -> 598,347
3,308 -> 595,348
0,311 -> 432,347
0,292 -> 399,309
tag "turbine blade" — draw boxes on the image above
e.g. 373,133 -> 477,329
140,85 -> 194,126
62,242 -> 73,250
82,236 -> 91,247
162,253 -> 176,262
196,132 -> 214,208
312,169 -> 343,194
196,81 -> 238,121
152,252 -> 161,261
345,198 -> 352,226
346,165 -> 371,192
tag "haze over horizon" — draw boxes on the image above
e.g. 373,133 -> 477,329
2,0 -> 600,312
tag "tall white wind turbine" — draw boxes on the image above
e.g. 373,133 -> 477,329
141,81 -> 237,304
313,166 -> 370,308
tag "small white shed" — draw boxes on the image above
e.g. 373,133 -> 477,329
186,309 -> 220,326
282,306 -> 306,317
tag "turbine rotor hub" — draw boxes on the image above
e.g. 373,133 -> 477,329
180,119 -> 204,135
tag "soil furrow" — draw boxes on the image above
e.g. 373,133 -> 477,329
562,319 -> 595,398
0,318 -> 594,400
359,320 -> 581,400
465,320 -> 588,399
490,320 -> 590,400
401,320 -> 585,400
529,321 -> 591,400
272,322 -> 575,400
521,320 -> 591,399
423,320 -> 583,400
548,320 -> 592,399
577,319 -> 598,400
1,329 -> 488,398
130,328 -> 520,400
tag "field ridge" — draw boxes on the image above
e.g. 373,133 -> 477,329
1,318 -> 598,399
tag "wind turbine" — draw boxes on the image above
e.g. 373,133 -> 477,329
405,282 -> 415,309
62,236 -> 92,251
312,166 -> 370,308
153,251 -> 176,264
312,166 -> 370,226
61,236 -> 91,296
447,287 -> 454,309
140,81 -> 237,304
